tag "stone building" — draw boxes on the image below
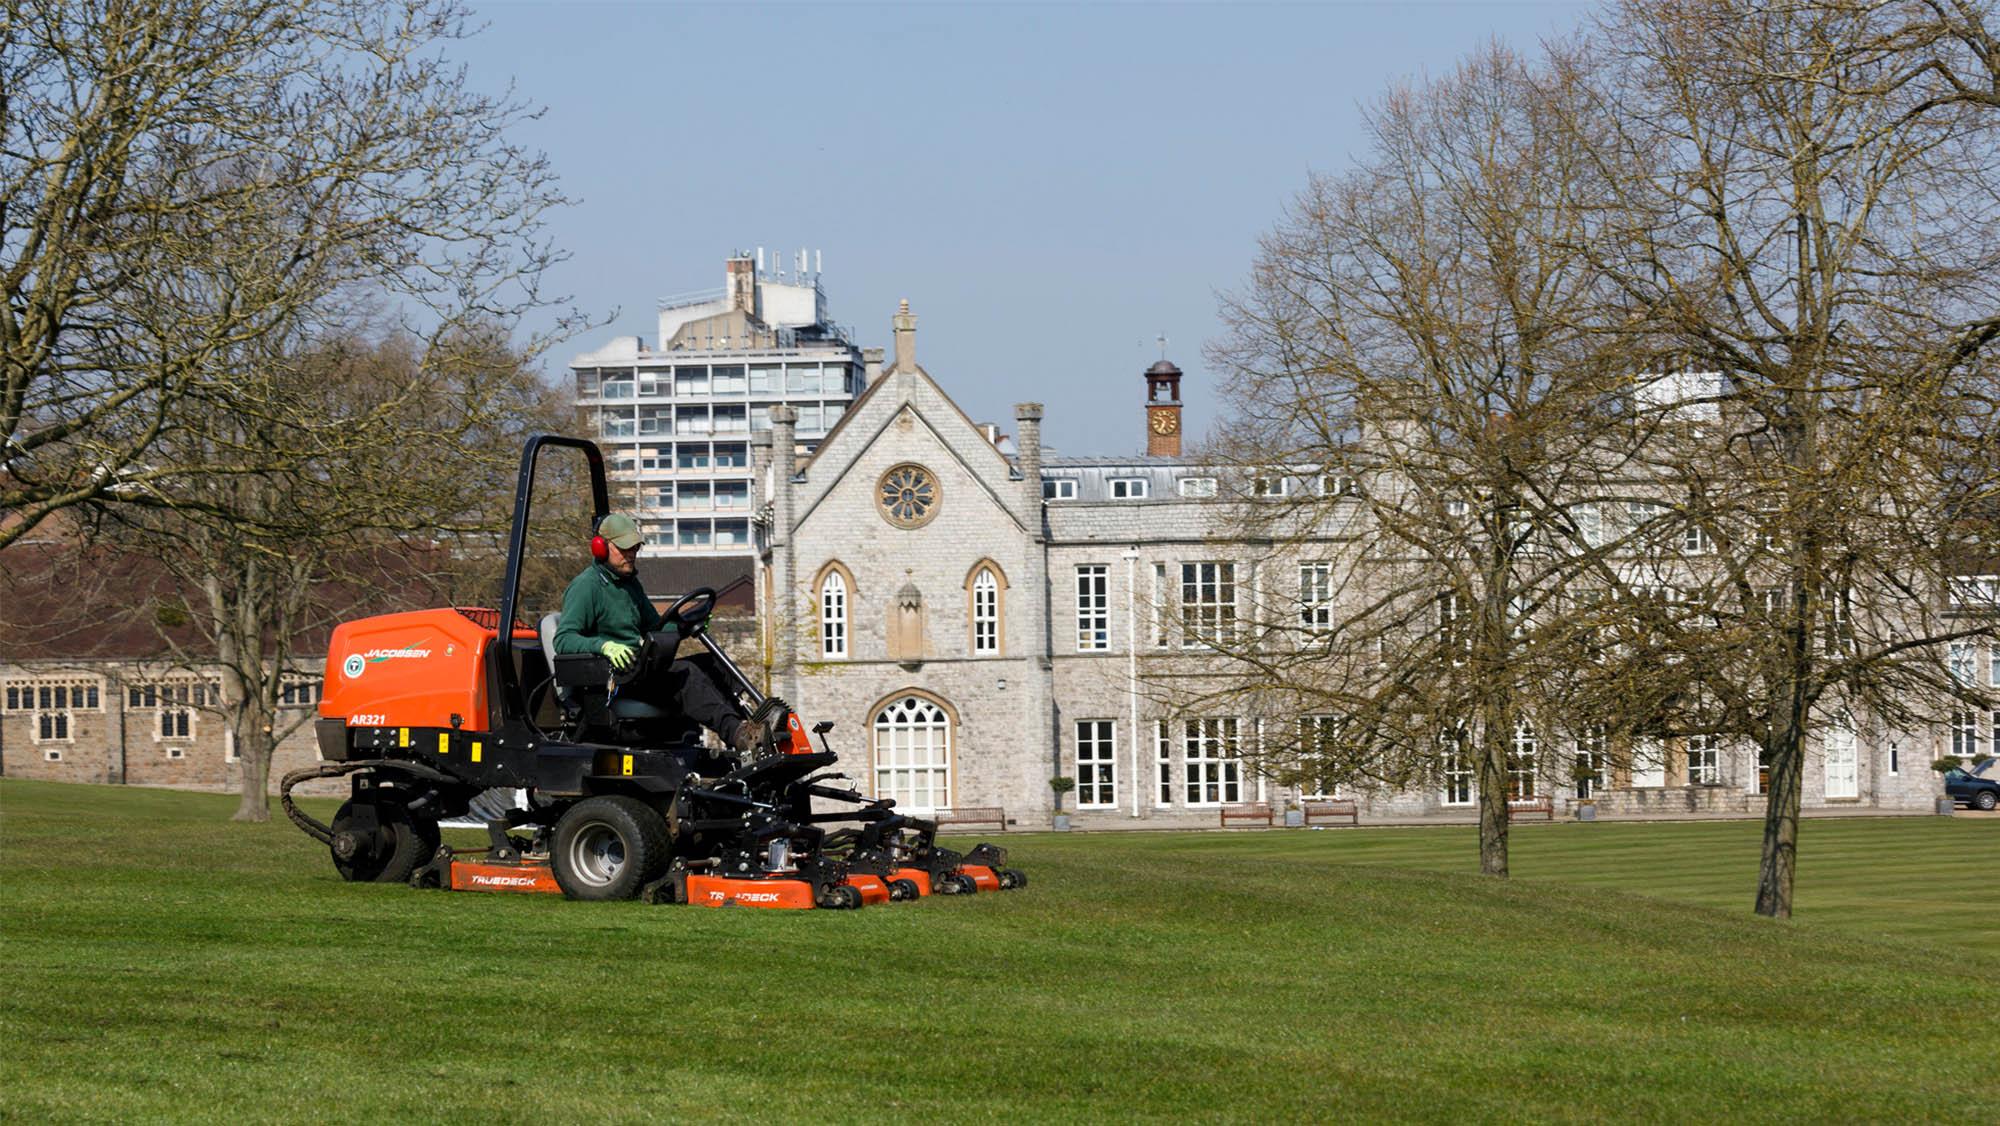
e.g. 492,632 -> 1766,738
752,303 -> 1997,828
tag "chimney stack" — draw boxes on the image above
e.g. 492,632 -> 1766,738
726,253 -> 756,313
892,299 -> 916,373
1015,402 -> 1044,529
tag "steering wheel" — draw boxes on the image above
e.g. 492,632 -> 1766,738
664,586 -> 717,634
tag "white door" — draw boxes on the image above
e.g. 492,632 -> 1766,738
1824,727 -> 1858,799
1631,739 -> 1666,788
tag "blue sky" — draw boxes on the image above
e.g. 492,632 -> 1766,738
456,1 -> 1594,456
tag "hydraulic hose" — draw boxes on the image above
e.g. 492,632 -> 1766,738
279,759 -> 457,845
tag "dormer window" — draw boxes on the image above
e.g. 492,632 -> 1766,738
1253,476 -> 1288,498
1110,478 -> 1149,500
1178,477 -> 1218,498
1043,478 -> 1078,500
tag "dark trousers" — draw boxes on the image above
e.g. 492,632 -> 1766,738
622,650 -> 745,743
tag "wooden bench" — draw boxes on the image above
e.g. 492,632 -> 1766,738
1219,802 -> 1275,828
934,806 -> 1007,832
1508,796 -> 1554,821
1303,799 -> 1359,826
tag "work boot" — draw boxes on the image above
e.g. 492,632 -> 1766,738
731,718 -> 766,755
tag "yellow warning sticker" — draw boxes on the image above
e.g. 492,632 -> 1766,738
437,732 -> 450,755
398,727 -> 409,748
621,754 -> 634,776
471,741 -> 483,763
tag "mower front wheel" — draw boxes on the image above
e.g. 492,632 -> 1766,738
551,796 -> 669,901
330,799 -> 437,884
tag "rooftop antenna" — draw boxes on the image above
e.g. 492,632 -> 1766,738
815,249 -> 822,275
1157,332 -> 1169,361
756,246 -> 764,272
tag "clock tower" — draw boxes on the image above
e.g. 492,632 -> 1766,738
1144,359 -> 1184,457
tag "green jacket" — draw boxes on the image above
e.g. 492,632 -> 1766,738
554,563 -> 665,656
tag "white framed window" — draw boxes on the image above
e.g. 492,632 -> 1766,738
1042,477 -> 1078,500
1253,475 -> 1288,498
1441,733 -> 1474,806
1180,562 -> 1236,648
1155,720 -> 1174,805
1178,476 -> 1217,498
971,568 -> 1000,655
137,681 -> 212,742
280,679 -> 323,707
1075,720 -> 1117,809
1438,590 -> 1472,662
1950,710 -> 1983,760
1687,734 -> 1719,785
1299,563 -> 1332,638
1990,645 -> 1999,686
1949,642 -> 1977,684
1508,722 -> 1537,799
11,679 -> 101,745
1075,565 -> 1109,651
819,571 -> 849,659
1822,587 -> 1853,654
1823,724 -> 1858,799
1318,474 -> 1358,498
873,695 -> 951,814
1683,524 -> 1714,554
1298,714 -> 1345,800
1575,503 -> 1605,549
1109,477 -> 1149,500
1182,718 -> 1242,806
1575,724 -> 1607,799
1446,498 -> 1470,520
1151,563 -> 1169,648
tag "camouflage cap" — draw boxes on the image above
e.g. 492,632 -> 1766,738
597,513 -> 643,549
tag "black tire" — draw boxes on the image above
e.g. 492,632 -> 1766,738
951,873 -> 977,895
330,798 -> 433,884
550,795 -> 669,901
1975,791 -> 1997,811
889,878 -> 920,901
1006,868 -> 1027,890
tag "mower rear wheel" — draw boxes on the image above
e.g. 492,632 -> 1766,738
550,796 -> 669,901
330,799 -> 436,884
889,878 -> 920,901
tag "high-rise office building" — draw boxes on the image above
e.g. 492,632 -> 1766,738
567,251 -> 875,553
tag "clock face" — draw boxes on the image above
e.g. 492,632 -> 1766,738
1150,411 -> 1179,436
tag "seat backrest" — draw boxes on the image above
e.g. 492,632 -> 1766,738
537,612 -> 562,679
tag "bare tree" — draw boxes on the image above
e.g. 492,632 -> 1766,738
101,326 -> 566,821
1550,0 -> 2000,916
1202,45 -> 1658,877
0,0 -> 582,548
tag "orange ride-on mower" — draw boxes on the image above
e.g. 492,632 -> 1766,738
279,434 -> 1025,911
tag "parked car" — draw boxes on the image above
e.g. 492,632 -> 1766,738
1943,766 -> 2000,811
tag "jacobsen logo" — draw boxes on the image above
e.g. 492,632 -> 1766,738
471,875 -> 543,887
365,647 -> 433,662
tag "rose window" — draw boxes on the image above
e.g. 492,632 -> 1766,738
877,463 -> 940,528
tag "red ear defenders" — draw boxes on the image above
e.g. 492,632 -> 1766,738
590,534 -> 608,561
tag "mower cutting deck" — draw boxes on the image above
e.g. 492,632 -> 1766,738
281,434 -> 1025,911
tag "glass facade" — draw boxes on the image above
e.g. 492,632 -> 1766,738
572,344 -> 863,554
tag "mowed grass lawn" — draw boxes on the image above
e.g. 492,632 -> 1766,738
2,779 -> 1993,1122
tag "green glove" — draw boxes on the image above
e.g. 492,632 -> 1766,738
600,640 -> 636,669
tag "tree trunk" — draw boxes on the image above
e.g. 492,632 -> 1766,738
232,741 -> 272,821
1477,724 -> 1511,878
231,700 -> 275,823
1753,727 -> 1803,918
